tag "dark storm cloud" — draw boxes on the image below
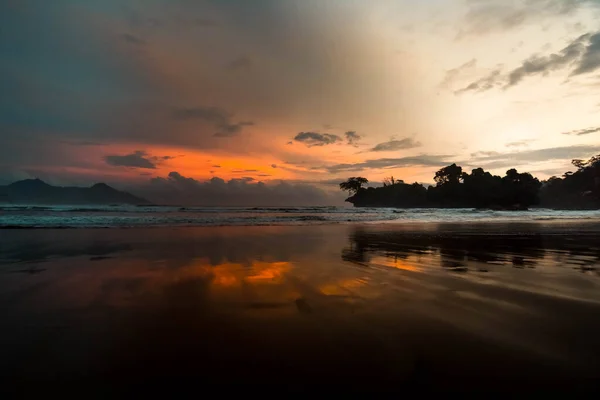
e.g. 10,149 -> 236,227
1,0 -> 421,170
0,2 -> 162,142
172,107 -> 254,137
457,31 -> 600,92
105,151 -> 157,169
293,132 -> 342,147
370,138 -> 422,152
104,150 -> 176,169
345,131 -> 362,146
562,126 -> 600,135
133,171 -> 344,206
320,155 -> 453,173
123,4 -> 220,30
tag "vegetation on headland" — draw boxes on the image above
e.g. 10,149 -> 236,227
340,154 -> 600,210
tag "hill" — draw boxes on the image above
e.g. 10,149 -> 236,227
0,179 -> 151,205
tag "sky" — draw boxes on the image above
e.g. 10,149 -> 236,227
2,0 -> 600,205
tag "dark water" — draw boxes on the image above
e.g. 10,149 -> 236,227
1,222 -> 600,393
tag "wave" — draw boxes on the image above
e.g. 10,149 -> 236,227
1,207 -> 599,229
532,216 -> 594,221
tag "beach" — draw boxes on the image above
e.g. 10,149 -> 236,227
1,221 -> 600,392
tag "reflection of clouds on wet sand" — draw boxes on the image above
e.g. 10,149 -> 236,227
338,224 -> 600,368
2,223 -> 600,387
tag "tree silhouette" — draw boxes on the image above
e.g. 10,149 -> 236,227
339,157 -> 600,209
541,153 -> 600,208
434,164 -> 463,186
383,176 -> 404,187
339,177 -> 369,195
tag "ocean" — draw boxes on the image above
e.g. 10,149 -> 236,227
0,205 -> 599,228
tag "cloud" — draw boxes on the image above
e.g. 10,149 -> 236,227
227,55 -> 253,70
317,145 -> 600,174
193,18 -> 218,27
467,145 -> 600,169
507,34 -> 589,86
506,139 -> 535,148
172,106 -> 254,137
134,171 -> 344,206
572,32 -> 600,75
293,132 -> 342,147
470,151 -> 500,157
370,138 -> 422,152
271,164 -> 277,168
119,33 -> 145,46
0,0 -> 435,164
440,59 -> 477,89
319,155 -> 453,173
345,131 -> 362,146
455,69 -> 503,94
457,0 -> 587,38
126,10 -> 219,30
530,167 -> 570,177
457,31 -> 600,92
105,151 -> 157,169
562,126 -> 600,136
104,150 -> 177,169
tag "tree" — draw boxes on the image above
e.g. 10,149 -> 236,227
382,176 -> 404,187
572,159 -> 587,171
434,164 -> 463,186
339,177 -> 369,195
502,169 -> 541,207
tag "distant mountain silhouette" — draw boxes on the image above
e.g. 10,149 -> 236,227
0,179 -> 151,205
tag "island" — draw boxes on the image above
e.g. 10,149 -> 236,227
341,154 -> 600,210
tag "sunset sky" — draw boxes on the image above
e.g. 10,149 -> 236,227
2,0 -> 600,205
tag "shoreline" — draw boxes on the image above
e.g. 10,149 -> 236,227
2,216 -> 600,230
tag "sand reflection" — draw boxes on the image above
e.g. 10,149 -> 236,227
3,224 -> 600,389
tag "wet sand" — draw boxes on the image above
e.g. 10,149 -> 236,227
1,222 -> 600,393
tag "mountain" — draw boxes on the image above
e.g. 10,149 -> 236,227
0,179 -> 151,205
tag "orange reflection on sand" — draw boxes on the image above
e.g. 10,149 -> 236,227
319,278 -> 369,296
186,260 -> 293,289
245,261 -> 291,283
370,255 -> 422,272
